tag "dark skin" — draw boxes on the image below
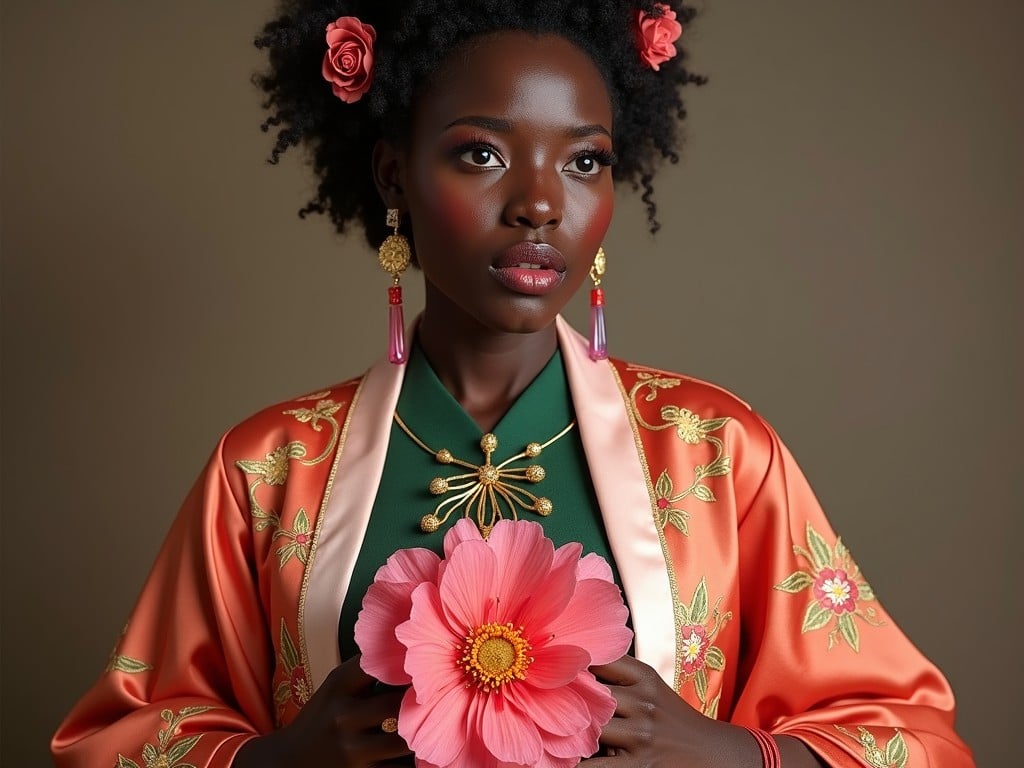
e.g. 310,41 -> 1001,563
235,31 -> 827,768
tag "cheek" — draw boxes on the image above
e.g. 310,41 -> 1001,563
416,171 -> 491,243
580,192 -> 614,246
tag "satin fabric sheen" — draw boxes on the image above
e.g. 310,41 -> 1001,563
51,317 -> 974,767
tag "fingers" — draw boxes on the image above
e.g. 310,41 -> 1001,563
590,654 -> 646,686
323,653 -> 378,696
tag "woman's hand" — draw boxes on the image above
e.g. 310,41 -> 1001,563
584,655 -> 826,767
233,654 -> 412,768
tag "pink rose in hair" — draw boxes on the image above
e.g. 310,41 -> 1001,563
635,3 -> 683,71
321,16 -> 377,103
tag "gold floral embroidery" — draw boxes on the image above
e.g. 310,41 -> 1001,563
107,623 -> 153,674
627,372 -> 732,537
116,706 -> 213,768
274,619 -> 311,723
274,508 -> 312,568
835,726 -> 909,768
675,577 -> 733,718
237,442 -> 307,488
284,398 -> 343,466
774,522 -> 883,651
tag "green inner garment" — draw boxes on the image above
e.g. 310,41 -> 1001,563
338,342 -> 620,659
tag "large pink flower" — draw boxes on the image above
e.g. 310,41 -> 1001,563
635,3 -> 683,71
321,16 -> 376,103
813,567 -> 860,614
355,519 -> 633,768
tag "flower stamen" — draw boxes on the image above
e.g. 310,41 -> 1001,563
460,622 -> 532,692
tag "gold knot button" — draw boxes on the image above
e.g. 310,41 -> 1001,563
435,448 -> 454,464
525,465 -> 546,483
480,433 -> 498,453
381,717 -> 399,734
534,498 -> 553,516
525,442 -> 542,458
429,477 -> 449,495
420,514 -> 441,533
478,465 -> 500,485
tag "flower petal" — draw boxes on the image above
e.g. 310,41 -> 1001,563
541,673 -> 616,759
442,517 -> 483,559
439,539 -> 496,631
577,552 -> 614,583
375,546 -> 441,585
487,520 -> 554,623
399,682 -> 471,767
481,692 -> 543,765
506,676 -> 589,737
396,583 -> 463,702
525,644 -> 591,689
543,578 -> 632,665
354,581 -> 415,685
514,541 -> 579,632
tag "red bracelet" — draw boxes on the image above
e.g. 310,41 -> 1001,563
745,727 -> 782,768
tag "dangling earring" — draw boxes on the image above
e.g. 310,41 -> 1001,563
379,208 -> 412,364
588,247 -> 608,361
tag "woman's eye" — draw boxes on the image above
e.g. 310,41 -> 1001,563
566,155 -> 600,175
460,147 -> 504,168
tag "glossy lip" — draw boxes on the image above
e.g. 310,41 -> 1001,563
489,242 -> 568,296
492,241 -> 567,272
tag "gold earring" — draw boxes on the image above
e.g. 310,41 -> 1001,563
380,208 -> 412,364
588,247 -> 607,360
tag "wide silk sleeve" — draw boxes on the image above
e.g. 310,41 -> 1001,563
731,416 -> 974,767
51,435 -> 274,767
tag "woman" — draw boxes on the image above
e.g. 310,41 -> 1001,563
52,2 -> 974,766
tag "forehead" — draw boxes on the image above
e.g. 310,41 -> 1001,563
413,31 -> 613,132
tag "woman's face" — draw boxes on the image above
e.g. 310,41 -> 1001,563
396,32 -> 616,336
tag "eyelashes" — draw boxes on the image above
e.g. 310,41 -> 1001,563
449,135 -> 617,174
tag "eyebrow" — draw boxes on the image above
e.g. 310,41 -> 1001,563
444,116 -> 611,139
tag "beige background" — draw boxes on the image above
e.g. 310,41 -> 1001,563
2,1 -> 1021,765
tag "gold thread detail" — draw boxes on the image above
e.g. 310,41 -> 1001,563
393,413 -> 576,538
609,364 -> 686,690
296,379 -> 365,709
381,717 -> 399,734
834,726 -> 909,768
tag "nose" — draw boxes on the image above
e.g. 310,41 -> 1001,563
502,165 -> 563,230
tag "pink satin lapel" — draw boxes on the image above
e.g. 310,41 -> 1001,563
556,317 -> 676,687
303,347 -> 408,690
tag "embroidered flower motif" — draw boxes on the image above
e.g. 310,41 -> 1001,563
274,619 -> 310,719
355,519 -> 633,768
274,508 -> 313,568
322,16 -> 376,103
116,706 -> 212,768
835,725 -> 909,768
774,523 -> 884,651
635,3 -> 683,71
680,624 -> 708,675
813,568 -> 860,614
674,578 -> 731,718
238,442 -> 306,487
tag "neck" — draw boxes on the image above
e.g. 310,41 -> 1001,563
416,308 -> 558,434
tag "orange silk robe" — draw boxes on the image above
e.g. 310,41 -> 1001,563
53,318 -> 974,767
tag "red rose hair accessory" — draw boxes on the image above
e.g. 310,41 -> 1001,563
635,3 -> 683,71
321,16 -> 377,103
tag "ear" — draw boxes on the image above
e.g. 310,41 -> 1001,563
372,139 -> 407,211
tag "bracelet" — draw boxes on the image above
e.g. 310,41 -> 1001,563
745,727 -> 782,768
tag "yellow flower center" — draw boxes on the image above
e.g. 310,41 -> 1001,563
460,622 -> 532,692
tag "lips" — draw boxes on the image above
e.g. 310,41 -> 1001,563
490,242 -> 567,296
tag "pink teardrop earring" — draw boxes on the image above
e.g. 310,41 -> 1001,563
379,208 -> 412,364
588,246 -> 608,361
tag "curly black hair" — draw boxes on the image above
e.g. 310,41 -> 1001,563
255,0 -> 704,246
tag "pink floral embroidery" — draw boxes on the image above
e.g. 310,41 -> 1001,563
679,624 -> 709,675
774,523 -> 884,652
321,16 -> 376,103
635,3 -> 683,71
813,567 -> 860,614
